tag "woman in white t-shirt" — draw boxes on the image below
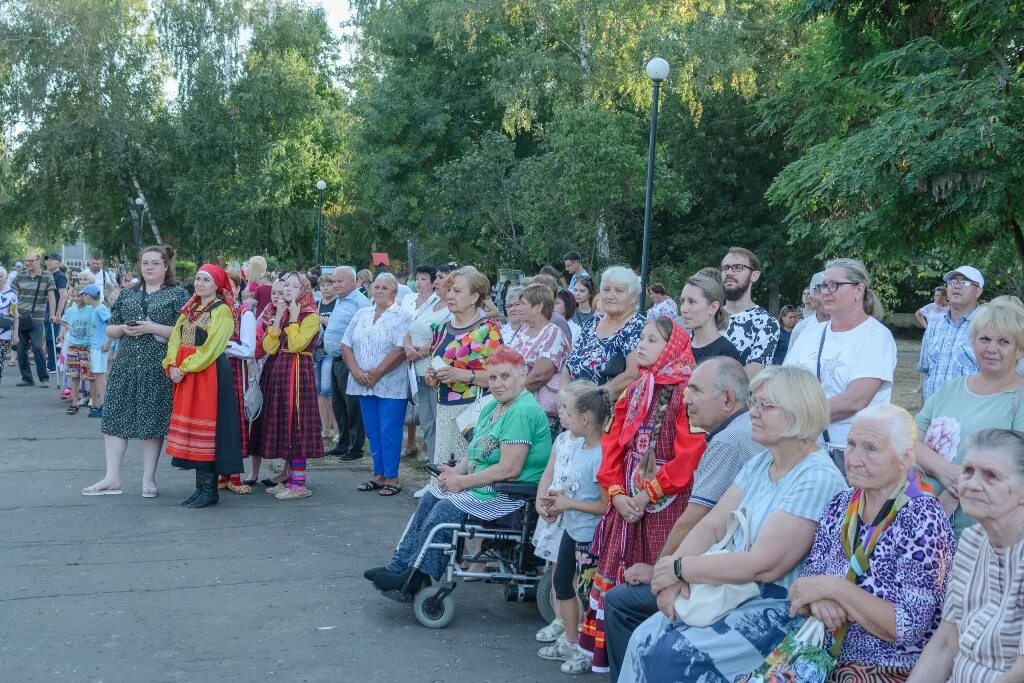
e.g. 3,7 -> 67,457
403,265 -> 452,465
784,258 -> 897,474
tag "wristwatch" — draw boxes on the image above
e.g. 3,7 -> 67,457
673,557 -> 684,582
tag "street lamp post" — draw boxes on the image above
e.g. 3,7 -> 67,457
638,57 -> 669,313
315,179 -> 326,265
133,196 -> 145,254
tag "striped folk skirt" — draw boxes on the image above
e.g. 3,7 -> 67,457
166,346 -> 243,474
249,351 -> 323,460
229,356 -> 250,457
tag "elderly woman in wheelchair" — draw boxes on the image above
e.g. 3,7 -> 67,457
365,348 -> 553,619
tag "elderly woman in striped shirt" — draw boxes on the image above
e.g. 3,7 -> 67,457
909,428 -> 1024,683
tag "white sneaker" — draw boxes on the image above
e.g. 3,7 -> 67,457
561,651 -> 592,675
538,635 -> 577,661
413,485 -> 427,499
536,618 -> 565,642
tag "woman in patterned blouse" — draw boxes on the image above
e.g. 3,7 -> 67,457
790,404 -> 955,681
909,428 -> 1024,683
424,266 -> 502,468
561,266 -> 644,397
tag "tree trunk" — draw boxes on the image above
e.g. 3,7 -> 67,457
131,175 -> 163,245
1010,218 -> 1024,270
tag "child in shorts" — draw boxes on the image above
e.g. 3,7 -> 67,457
536,382 -> 610,675
80,284 -> 110,418
58,287 -> 94,415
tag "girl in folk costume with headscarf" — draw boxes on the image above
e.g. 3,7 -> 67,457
249,271 -> 322,500
247,279 -> 285,487
218,271 -> 257,495
577,317 -> 707,673
163,264 -> 244,509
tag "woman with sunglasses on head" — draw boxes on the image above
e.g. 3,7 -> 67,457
784,258 -> 897,475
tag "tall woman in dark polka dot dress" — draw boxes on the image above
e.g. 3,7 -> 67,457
83,246 -> 189,497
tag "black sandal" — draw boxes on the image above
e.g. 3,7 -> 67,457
66,405 -> 79,415
378,484 -> 403,497
242,479 -> 258,487
261,478 -> 286,487
357,480 -> 383,492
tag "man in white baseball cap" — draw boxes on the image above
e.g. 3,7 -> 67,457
918,265 -> 984,400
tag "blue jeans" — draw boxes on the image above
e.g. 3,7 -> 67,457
386,491 -> 465,579
358,396 -> 406,478
314,354 -> 332,397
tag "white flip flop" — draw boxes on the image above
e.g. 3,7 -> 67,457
82,486 -> 123,496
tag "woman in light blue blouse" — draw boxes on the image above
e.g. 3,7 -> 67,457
620,366 -> 847,682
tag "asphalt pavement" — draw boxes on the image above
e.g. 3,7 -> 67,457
0,380 -> 559,682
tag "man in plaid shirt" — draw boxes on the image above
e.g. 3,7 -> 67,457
918,265 -> 984,401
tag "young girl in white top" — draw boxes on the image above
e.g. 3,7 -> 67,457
534,381 -> 611,675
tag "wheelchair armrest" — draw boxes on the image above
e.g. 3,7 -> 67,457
493,481 -> 538,499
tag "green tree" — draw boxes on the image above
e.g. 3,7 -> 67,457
762,0 -> 1024,291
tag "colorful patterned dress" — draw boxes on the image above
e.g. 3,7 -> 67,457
428,318 -> 502,466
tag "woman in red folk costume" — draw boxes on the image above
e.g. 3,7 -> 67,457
163,264 -> 244,509
249,271 -> 322,500
218,271 -> 257,494
577,316 -> 706,672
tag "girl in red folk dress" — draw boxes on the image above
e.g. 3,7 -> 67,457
163,264 -> 243,509
248,271 -> 322,500
577,317 -> 706,672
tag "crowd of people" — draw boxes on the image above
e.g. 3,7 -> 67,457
1,243 -> 1021,682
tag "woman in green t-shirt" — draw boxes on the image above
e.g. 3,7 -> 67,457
915,301 -> 1024,536
366,347 -> 552,595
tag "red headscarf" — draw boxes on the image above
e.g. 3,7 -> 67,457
618,321 -> 696,446
180,264 -> 235,323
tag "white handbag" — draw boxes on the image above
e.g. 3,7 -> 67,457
242,359 -> 263,422
455,392 -> 496,439
673,507 -> 761,627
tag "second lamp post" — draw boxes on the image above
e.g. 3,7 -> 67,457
638,57 -> 668,313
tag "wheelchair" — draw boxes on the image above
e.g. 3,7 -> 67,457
378,481 -> 557,629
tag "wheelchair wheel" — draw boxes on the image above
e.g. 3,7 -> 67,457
413,585 -> 455,629
536,564 -> 557,624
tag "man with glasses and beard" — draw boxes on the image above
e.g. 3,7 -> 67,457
719,247 -> 780,379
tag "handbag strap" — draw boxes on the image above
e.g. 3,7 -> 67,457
709,507 -> 752,553
25,274 -> 44,318
815,325 -> 832,446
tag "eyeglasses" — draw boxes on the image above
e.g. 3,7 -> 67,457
720,264 -> 753,274
813,281 -> 858,294
747,397 -> 781,413
946,279 -> 978,289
